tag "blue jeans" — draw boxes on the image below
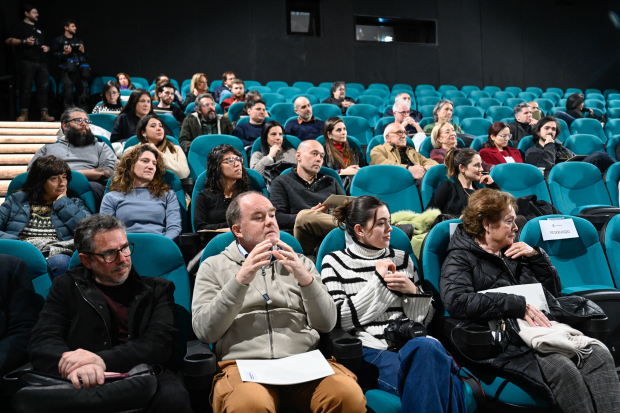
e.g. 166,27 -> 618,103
47,254 -> 71,278
362,337 -> 467,413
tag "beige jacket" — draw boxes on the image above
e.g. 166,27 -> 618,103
370,142 -> 438,168
192,241 -> 337,360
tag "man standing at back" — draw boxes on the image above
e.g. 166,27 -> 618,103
285,96 -> 325,141
192,192 -> 366,413
51,18 -> 88,111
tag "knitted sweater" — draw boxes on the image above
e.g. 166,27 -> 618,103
321,241 -> 434,350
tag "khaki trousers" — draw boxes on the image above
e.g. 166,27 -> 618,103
293,210 -> 339,255
210,358 -> 366,413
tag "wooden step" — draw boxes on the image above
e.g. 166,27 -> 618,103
0,121 -> 61,129
0,181 -> 9,197
0,154 -> 33,165
0,198 -> 5,205
0,144 -> 45,154
0,166 -> 28,179
0,128 -> 58,136
0,136 -> 57,144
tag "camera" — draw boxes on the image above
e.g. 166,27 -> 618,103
63,41 -> 90,78
384,317 -> 427,352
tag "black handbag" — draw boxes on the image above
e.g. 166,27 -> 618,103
263,161 -> 296,188
6,364 -> 159,413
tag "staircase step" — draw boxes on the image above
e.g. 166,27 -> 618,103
0,155 -> 33,165
0,128 -> 58,136
0,181 -> 9,197
0,121 -> 61,129
0,198 -> 4,205
0,136 -> 56,144
0,166 -> 28,179
0,144 -> 45,154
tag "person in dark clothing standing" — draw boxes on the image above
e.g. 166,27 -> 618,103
5,4 -> 55,122
51,18 -> 88,111
508,102 -> 538,146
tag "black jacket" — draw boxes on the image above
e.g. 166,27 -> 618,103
270,169 -> 345,230
51,34 -> 86,70
524,141 -> 574,171
426,179 -> 501,216
508,121 -> 533,146
0,255 -> 39,377
28,264 -> 178,375
322,145 -> 366,194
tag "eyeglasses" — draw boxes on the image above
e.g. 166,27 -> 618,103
498,133 -> 512,139
394,111 -> 409,115
222,156 -> 243,165
202,103 -> 215,108
105,91 -> 119,96
69,118 -> 92,125
84,243 -> 134,264
388,130 -> 407,137
336,88 -> 346,92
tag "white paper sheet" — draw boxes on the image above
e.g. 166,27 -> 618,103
479,283 -> 549,312
539,218 -> 579,241
236,350 -> 335,385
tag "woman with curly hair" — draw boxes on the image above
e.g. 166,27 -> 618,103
194,144 -> 250,231
136,114 -> 189,178
100,144 -> 181,240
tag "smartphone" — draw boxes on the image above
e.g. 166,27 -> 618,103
104,373 -> 130,382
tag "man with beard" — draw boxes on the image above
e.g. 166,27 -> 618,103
51,18 -> 88,111
179,93 -> 233,151
284,96 -> 325,141
29,107 -> 117,209
154,82 -> 185,125
322,81 -> 356,116
220,79 -> 246,112
28,214 -> 192,412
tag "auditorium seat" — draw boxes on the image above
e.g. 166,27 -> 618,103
357,95 -> 385,112
0,240 -> 52,307
546,87 -> 564,97
525,87 -> 543,97
391,83 -> 413,92
608,100 -> 620,108
375,117 -> 396,136
604,215 -> 620,280
605,89 -> 620,98
270,103 -> 297,125
607,136 -> 620,162
483,86 -> 501,95
346,104 -> 380,128
157,113 -> 181,138
292,81 -> 314,93
417,96 -> 441,107
517,135 -> 535,153
584,99 -> 606,117
123,135 -> 180,153
312,103 -> 342,121
541,92 -> 561,105
421,164 -> 449,209
341,116 -> 372,145
276,87 -> 302,103
505,98 -> 526,108
367,83 -> 390,94
504,86 -> 523,96
548,106 -> 567,116
418,105 -> 435,119
366,136 -> 414,163
460,118 -> 492,136
564,87 -> 583,96
350,165 -> 423,213
248,85 -> 271,94
414,84 -> 435,94
476,98 -> 501,112
490,163 -> 551,202
586,88 -> 602,95
534,98 -> 554,113
318,82 -> 334,90
266,81 -> 288,91
291,93 -> 320,105
251,134 -> 300,155
364,88 -> 389,102
89,113 -> 117,132
346,88 -> 361,100
605,118 -> 620,141
548,162 -> 614,215
416,90 -> 442,99
451,97 -> 474,107
608,108 -> 620,119
564,134 -> 605,155
210,80 -> 223,90
260,93 -> 286,110
307,87 -> 331,101
461,85 -> 480,96
437,85 -> 458,95
227,101 -> 246,122
604,162 -> 620,206
187,135 -> 246,180
553,117 -> 570,144
468,90 -> 491,103
571,118 -> 607,143
346,82 -> 365,93
586,93 -> 605,102
90,76 -> 115,96
486,106 -> 513,122
443,90 -> 466,100
518,92 -> 537,101
454,106 -> 484,121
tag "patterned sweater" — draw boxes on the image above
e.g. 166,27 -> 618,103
321,241 -> 434,350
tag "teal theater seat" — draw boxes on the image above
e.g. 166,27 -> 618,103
421,164 -> 449,209
187,135 -> 246,180
548,162 -> 613,215
571,118 -> 607,144
311,103 -> 342,121
564,134 -> 605,155
350,165 -> 422,213
490,163 -> 551,202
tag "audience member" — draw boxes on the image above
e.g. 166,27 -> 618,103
213,71 -> 235,102
479,121 -> 523,166
322,81 -> 356,115
135,114 -> 189,179
370,123 -> 437,180
182,73 -> 208,108
179,93 -> 233,151
250,120 -> 297,177
154,73 -> 184,104
234,99 -> 267,147
384,92 -> 422,119
322,117 -> 366,191
238,89 -> 263,117
116,72 -> 134,90
154,81 -> 185,125
5,5 -> 54,122
92,80 -> 123,113
565,93 -> 596,119
323,196 -> 467,411
111,89 -> 172,147
194,144 -> 250,231
270,140 -> 345,254
51,18 -> 87,111
524,116 -> 615,173
529,101 -> 542,120
441,189 -> 620,413
429,121 -> 492,172
284,96 -> 325,141
220,79 -> 246,112
508,102 -> 538,145
192,191 -> 366,413
29,108 -> 116,209
393,98 -> 424,135
28,214 -> 192,412
423,100 -> 463,133
1,155 -> 91,278
100,145 -> 181,240
427,148 -> 499,216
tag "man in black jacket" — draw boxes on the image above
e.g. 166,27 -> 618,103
508,102 -> 538,146
270,140 -> 345,254
28,214 -> 191,412
51,18 -> 88,111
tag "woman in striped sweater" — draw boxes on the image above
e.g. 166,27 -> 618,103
321,195 -> 467,413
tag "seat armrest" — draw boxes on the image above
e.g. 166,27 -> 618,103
1,363 -> 32,397
319,329 -> 363,373
183,340 -> 216,390
180,178 -> 194,195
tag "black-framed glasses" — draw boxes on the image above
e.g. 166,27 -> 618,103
394,111 -> 409,115
84,243 -> 134,263
69,118 -> 92,125
222,156 -> 243,165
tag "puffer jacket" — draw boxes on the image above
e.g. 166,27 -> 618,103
191,241 -> 336,360
0,191 -> 91,241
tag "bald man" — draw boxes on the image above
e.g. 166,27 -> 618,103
270,140 -> 345,254
284,96 -> 325,141
528,101 -> 542,121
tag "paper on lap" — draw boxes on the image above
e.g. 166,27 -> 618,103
236,350 -> 334,385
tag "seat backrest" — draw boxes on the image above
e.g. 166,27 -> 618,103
280,166 -> 344,190
604,215 -> 620,284
586,93 -> 605,102
443,90 -> 466,99
244,80 -> 262,89
89,113 -> 117,132
546,87 -> 564,97
460,118 -> 493,136
605,118 -> 620,140
486,106 -> 514,121
341,116 -> 372,145
291,93 -> 320,105
367,83 -> 390,93
451,97 -> 473,107
564,134 -> 604,155
307,87 -> 331,101
490,163 -> 551,202
604,161 -> 620,207
566,88 -> 583,95
269,102 -> 297,125
251,134 -> 301,155
391,83 -> 412,92
157,113 -> 180,138
261,93 -> 286,109
364,89 -> 389,101
418,105 -> 435,118
477,98 -> 501,111
350,165 -> 422,213
187,135 -> 247,180
548,162 -> 612,214
438,85 -> 458,94
312,103 -> 342,121
415,84 -> 436,94
315,226 -> 414,274
0,239 -> 52,309
483,86 -> 501,95
570,118 -> 607,143
541,92 -> 560,104
469,90 -> 490,102
505,98 -> 526,108
517,135 -> 534,153
357,95 -> 384,110
461,85 -> 480,95
518,92 -> 537,101
266,81 -> 288,91
375,116 -> 396,136
525,87 -> 543,97
201,231 -> 302,263
346,104 -> 380,127
421,164 -> 449,208
227,101 -> 246,122
419,219 -> 461,316
275,88 -> 302,103
605,89 -> 620,98
606,135 -> 620,162
292,82 -> 314,93
608,108 -> 620,119
534,98 -> 554,112
454,106 -> 484,120
416,90 -> 442,99
520,215 -> 616,294
493,91 -> 515,103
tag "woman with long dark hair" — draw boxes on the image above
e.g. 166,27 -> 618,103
136,114 -> 189,178
0,155 -> 91,277
194,144 -> 251,231
116,72 -> 135,90
322,117 -> 366,192
92,80 -> 123,113
565,93 -> 595,119
249,120 -> 297,177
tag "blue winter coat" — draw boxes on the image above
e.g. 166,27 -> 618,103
0,191 -> 91,241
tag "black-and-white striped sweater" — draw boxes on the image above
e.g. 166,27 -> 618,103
321,242 -> 435,350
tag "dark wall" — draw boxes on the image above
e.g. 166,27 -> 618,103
1,0 -> 620,90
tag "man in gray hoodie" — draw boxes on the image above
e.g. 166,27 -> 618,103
192,191 -> 366,413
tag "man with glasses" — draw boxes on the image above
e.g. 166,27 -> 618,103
28,214 -> 192,412
29,107 -> 117,209
154,82 -> 185,125
370,123 -> 437,180
179,93 -> 233,151
509,102 -> 538,145
322,81 -> 356,115
384,93 -> 422,119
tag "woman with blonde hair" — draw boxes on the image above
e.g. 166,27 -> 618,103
183,73 -> 208,108
430,121 -> 492,171
100,144 -> 181,240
